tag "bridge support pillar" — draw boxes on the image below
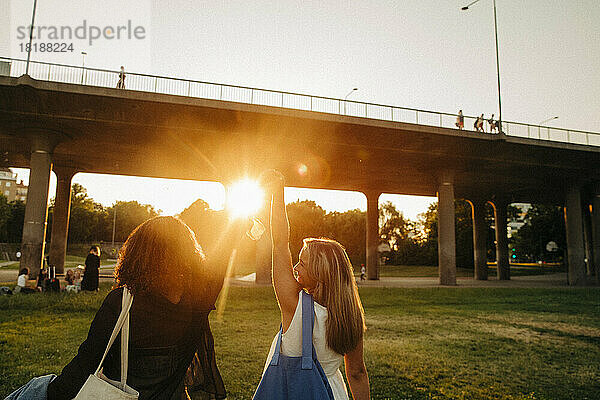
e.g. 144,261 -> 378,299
20,136 -> 53,279
437,176 -> 456,285
49,168 -> 75,274
564,185 -> 587,285
255,196 -> 272,284
492,199 -> 510,280
365,191 -> 380,280
592,184 -> 600,285
470,199 -> 488,280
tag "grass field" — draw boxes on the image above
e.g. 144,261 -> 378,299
1,284 -> 599,399
365,264 -> 566,278
0,255 -> 116,270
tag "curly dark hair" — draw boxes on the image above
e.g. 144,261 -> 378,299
114,216 -> 205,297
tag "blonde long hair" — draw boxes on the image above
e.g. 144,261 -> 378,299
302,238 -> 366,355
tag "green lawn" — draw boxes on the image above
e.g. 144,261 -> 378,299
0,261 -> 20,269
0,255 -> 116,270
362,264 -> 567,278
1,284 -> 599,399
63,255 -> 115,268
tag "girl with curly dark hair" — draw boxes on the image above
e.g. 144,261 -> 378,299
46,216 -> 228,400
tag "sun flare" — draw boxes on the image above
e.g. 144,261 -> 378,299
226,179 -> 265,218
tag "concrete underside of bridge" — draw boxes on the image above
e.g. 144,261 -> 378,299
2,75 -> 599,285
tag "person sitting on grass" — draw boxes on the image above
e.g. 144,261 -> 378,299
255,170 -> 370,400
5,216 -> 229,400
65,269 -> 74,285
74,268 -> 82,291
14,268 -> 37,294
64,269 -> 78,293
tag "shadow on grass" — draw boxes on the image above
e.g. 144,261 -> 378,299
502,321 -> 600,346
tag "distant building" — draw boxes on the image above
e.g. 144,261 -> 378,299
507,203 -> 531,238
0,168 -> 27,202
0,168 -> 17,200
15,180 -> 28,202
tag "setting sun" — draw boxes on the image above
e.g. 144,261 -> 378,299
226,179 -> 265,218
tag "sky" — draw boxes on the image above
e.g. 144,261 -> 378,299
2,1 -> 599,218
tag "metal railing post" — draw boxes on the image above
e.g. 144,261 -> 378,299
250,89 -> 254,104
439,114 -> 442,127
187,81 -> 191,97
47,65 -> 51,81
154,77 -> 158,92
219,85 -> 223,100
416,111 -> 419,124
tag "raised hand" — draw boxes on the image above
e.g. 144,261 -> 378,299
258,169 -> 285,195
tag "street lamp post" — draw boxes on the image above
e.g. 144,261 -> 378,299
80,51 -> 87,84
462,0 -> 503,134
25,0 -> 39,75
344,88 -> 358,115
111,207 -> 117,247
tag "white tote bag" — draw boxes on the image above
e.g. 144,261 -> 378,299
74,287 -> 139,399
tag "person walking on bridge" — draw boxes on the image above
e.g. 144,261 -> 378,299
455,110 -> 464,130
488,114 -> 498,133
116,66 -> 126,89
475,114 -> 484,132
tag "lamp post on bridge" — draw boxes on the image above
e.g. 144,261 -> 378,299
462,0 -> 503,134
80,51 -> 87,84
344,88 -> 358,115
111,206 -> 117,247
25,0 -> 38,76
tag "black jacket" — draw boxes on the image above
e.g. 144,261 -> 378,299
81,254 -> 100,291
47,281 -> 226,400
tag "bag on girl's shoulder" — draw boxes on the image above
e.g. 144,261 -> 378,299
74,287 -> 139,400
253,291 -> 334,400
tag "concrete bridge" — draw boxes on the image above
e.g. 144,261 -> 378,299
1,61 -> 599,286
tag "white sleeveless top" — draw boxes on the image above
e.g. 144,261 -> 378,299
262,291 -> 349,399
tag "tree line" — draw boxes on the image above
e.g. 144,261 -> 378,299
0,183 -> 159,245
0,183 -> 566,266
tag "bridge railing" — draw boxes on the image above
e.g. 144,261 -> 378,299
1,57 -> 598,147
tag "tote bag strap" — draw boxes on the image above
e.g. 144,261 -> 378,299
94,286 -> 134,388
271,291 -> 314,368
301,291 -> 315,370
120,286 -> 131,388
